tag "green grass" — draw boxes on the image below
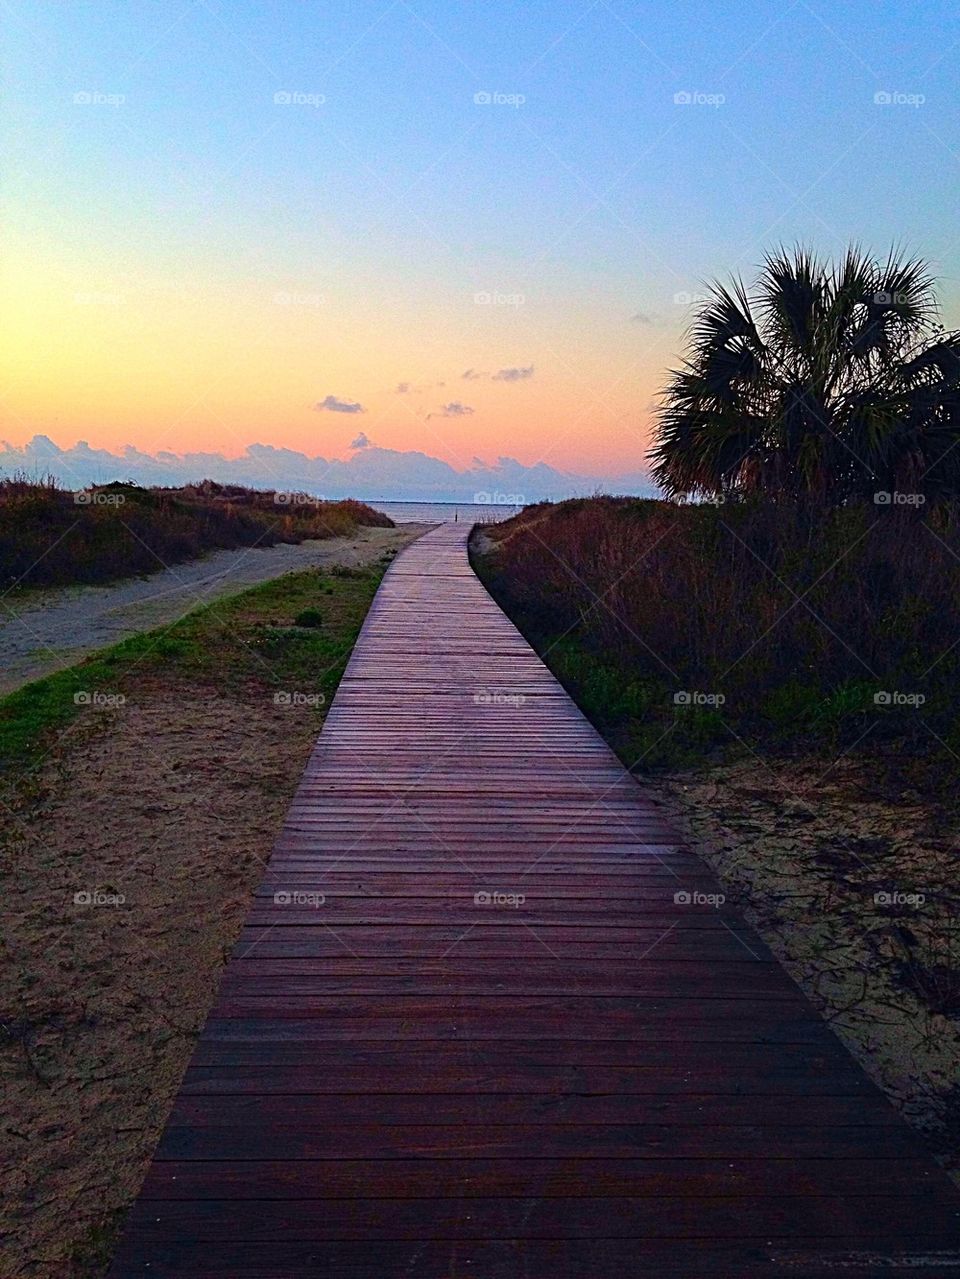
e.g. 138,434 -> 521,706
0,560 -> 389,779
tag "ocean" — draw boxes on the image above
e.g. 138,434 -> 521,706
370,501 -> 523,524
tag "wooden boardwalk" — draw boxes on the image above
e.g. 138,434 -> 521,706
110,523 -> 960,1277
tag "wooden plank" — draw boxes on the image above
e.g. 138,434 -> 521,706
121,1194 -> 960,1241
107,522 -> 960,1278
154,1121 -> 927,1162
106,1239 -> 960,1279
140,1156 -> 948,1200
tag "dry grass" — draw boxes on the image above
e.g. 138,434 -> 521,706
474,496 -> 960,779
0,475 -> 393,590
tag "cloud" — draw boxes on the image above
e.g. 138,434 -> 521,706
350,431 -> 371,449
630,312 -> 657,325
0,434 -> 658,503
314,394 -> 365,414
492,365 -> 534,382
428,401 -> 475,419
396,379 -> 446,393
461,368 -> 486,380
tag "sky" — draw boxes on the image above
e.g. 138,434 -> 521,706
2,0 -> 959,496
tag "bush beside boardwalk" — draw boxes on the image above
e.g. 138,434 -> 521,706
474,495 -> 960,783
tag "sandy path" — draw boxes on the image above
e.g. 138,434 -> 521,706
0,524 -> 432,694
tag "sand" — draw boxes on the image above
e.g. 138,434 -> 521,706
0,683 -> 324,1276
0,524 -> 431,694
657,757 -> 960,1182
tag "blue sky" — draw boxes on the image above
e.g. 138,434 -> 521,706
3,0 -> 959,486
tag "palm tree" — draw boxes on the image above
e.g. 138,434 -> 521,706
648,246 -> 960,504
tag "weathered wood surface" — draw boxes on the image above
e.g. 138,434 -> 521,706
109,522 -> 960,1277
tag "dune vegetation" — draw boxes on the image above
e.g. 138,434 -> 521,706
474,494 -> 960,787
0,476 -> 392,591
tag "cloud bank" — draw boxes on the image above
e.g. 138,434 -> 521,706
1,435 -> 657,504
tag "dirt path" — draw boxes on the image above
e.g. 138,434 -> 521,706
0,525 -> 431,693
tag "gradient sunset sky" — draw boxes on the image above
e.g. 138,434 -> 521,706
3,0 -> 959,482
